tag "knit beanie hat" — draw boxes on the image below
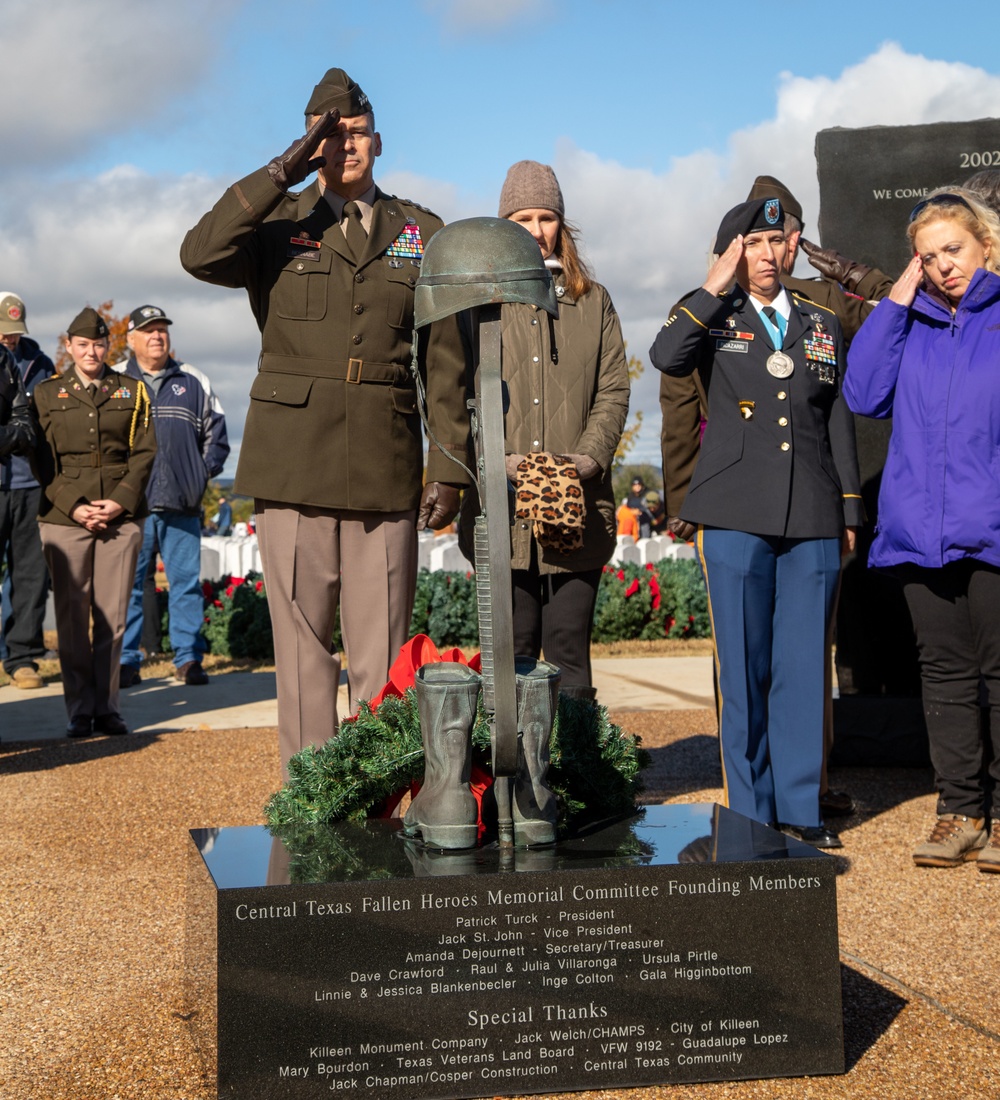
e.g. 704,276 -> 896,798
498,161 -> 565,219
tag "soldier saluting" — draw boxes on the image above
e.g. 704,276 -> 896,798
181,68 -> 470,778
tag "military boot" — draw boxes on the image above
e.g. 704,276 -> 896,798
404,664 -> 481,850
512,658 -> 561,846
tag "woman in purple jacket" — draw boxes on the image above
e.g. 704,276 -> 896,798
845,188 -> 1000,872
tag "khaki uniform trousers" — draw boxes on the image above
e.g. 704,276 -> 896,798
255,500 -> 418,778
40,520 -> 143,721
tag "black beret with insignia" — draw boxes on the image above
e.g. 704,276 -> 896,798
746,175 -> 803,228
715,198 -> 784,253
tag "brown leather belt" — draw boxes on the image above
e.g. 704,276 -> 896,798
60,453 -> 128,468
259,353 -> 410,385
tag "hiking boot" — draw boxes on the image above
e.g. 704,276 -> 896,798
912,814 -> 987,868
977,821 -> 1000,874
119,665 -> 142,688
175,661 -> 209,686
11,666 -> 44,690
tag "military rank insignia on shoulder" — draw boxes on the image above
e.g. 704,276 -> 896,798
392,196 -> 440,219
792,291 -> 835,316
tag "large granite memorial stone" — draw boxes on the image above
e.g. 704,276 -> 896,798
816,118 -> 1000,278
186,804 -> 843,1098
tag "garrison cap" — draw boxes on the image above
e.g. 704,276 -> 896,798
305,68 -> 371,117
128,304 -> 172,331
66,307 -> 109,340
715,198 -> 784,253
0,292 -> 28,335
746,175 -> 803,228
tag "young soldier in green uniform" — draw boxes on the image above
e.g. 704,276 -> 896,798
32,307 -> 156,737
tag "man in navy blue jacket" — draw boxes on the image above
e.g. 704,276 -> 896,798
0,292 -> 54,689
119,305 -> 229,686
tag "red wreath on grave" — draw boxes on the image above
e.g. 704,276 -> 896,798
359,635 -> 494,832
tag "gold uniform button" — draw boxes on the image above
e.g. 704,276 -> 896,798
780,442 -> 790,452
777,391 -> 787,400
354,304 -> 364,314
778,416 -> 788,426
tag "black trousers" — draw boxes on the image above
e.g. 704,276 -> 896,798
900,561 -> 1000,818
0,487 -> 50,673
511,547 -> 602,690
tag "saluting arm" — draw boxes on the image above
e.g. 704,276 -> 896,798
180,111 -> 341,288
649,287 -> 727,377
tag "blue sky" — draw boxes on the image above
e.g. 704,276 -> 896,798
3,0 -> 1000,469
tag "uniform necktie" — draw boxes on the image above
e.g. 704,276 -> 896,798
342,200 -> 367,262
762,306 -> 786,350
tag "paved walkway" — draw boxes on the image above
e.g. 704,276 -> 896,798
0,655 -> 716,743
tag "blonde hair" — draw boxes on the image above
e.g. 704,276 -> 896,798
907,186 -> 1000,275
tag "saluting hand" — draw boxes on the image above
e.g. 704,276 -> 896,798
703,235 -> 744,297
889,255 -> 924,307
266,109 -> 341,191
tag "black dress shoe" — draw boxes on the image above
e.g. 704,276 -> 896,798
819,788 -> 855,817
66,716 -> 93,739
778,823 -> 843,850
93,713 -> 129,736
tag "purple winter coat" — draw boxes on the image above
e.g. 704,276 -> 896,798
844,267 -> 1000,570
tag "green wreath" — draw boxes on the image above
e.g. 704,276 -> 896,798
264,692 -> 649,838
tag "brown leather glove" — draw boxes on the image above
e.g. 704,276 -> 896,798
266,109 -> 340,191
667,516 -> 696,541
800,238 -> 873,294
417,482 -> 461,531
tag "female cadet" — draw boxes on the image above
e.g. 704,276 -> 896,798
649,198 -> 863,848
32,307 -> 156,737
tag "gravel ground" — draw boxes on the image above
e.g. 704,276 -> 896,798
1,710 -> 998,1100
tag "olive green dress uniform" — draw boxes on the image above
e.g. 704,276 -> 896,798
33,367 -> 156,724
180,168 -> 468,508
181,168 -> 471,773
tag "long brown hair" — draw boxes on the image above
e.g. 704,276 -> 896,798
555,218 -> 594,299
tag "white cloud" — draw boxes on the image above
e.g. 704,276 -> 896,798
0,0 -> 242,165
6,42 -> 1000,474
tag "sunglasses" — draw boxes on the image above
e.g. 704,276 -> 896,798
909,193 -> 974,223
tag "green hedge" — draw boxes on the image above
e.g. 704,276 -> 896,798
176,559 -> 710,661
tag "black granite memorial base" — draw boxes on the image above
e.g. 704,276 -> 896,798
186,804 -> 843,1099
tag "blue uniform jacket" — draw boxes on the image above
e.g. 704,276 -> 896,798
650,286 -> 864,539
121,356 -> 229,514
